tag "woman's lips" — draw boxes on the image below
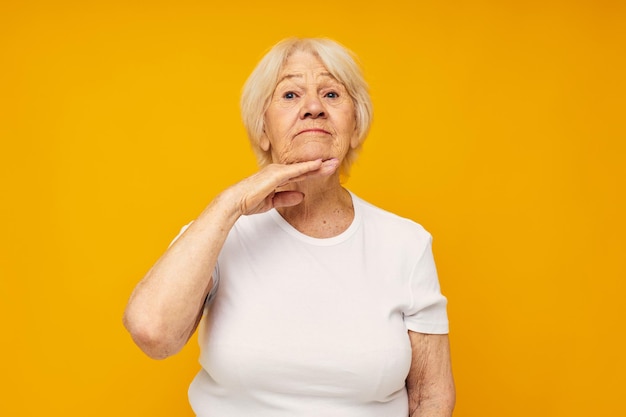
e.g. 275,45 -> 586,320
296,128 -> 330,136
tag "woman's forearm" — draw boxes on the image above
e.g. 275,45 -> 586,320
123,190 -> 241,359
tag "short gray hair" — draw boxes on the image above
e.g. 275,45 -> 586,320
240,37 -> 373,175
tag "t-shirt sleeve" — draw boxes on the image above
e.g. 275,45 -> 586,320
403,234 -> 449,334
168,222 -> 192,247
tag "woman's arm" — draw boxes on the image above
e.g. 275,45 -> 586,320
406,331 -> 456,417
123,158 -> 339,359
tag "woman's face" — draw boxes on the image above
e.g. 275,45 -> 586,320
261,51 -> 358,165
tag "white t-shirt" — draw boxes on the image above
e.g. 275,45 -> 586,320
188,191 -> 449,417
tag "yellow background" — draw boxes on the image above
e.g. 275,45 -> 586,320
1,1 -> 624,415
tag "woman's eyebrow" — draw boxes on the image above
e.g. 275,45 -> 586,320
276,72 -> 336,86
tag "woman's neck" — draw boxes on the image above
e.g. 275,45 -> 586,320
276,176 -> 354,238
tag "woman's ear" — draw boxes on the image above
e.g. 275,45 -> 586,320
350,128 -> 361,150
260,131 -> 270,152
349,113 -> 361,149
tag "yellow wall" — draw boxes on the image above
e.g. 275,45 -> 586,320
1,1 -> 624,415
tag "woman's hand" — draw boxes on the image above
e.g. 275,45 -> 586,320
230,158 -> 340,215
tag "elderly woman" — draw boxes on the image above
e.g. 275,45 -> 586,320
124,37 -> 455,416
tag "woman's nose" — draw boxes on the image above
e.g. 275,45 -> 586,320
300,94 -> 326,119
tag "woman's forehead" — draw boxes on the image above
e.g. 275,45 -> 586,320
278,55 -> 339,84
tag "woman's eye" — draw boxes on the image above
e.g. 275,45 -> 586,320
325,91 -> 339,99
283,91 -> 296,99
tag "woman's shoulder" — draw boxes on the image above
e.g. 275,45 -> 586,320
351,192 -> 432,243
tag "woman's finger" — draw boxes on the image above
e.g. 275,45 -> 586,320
271,191 -> 305,208
235,158 -> 340,215
277,158 -> 340,186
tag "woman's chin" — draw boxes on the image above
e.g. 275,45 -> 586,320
273,144 -> 347,165
278,155 -> 331,165
292,149 -> 344,164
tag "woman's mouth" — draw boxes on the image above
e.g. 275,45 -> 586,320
296,128 -> 330,136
